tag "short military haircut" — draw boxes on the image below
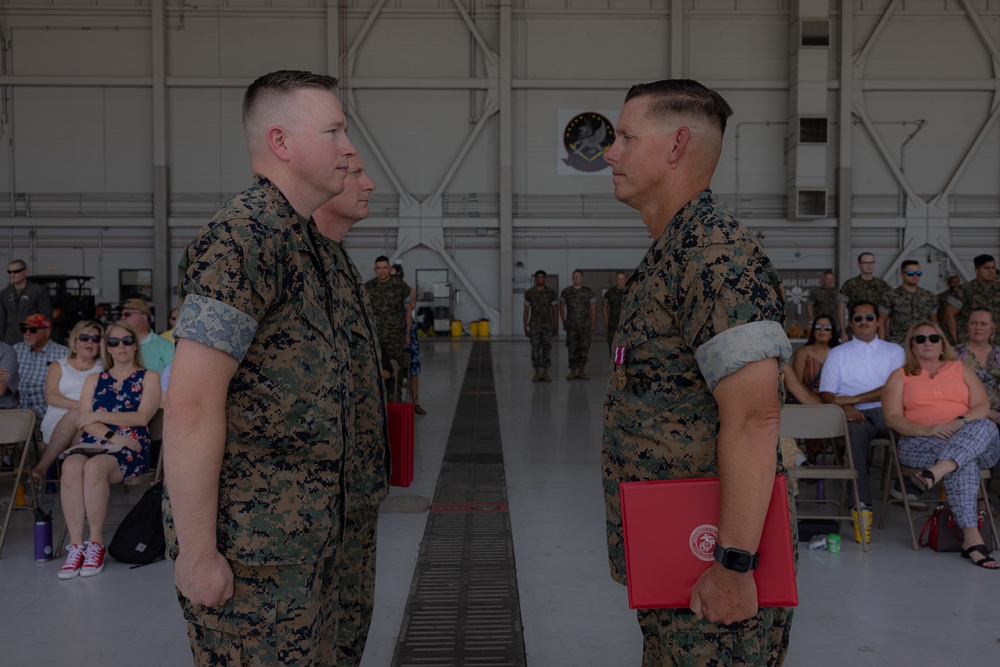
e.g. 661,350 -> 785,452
242,70 -> 340,132
900,260 -> 919,271
851,300 -> 877,317
534,270 -> 547,278
615,270 -> 626,277
858,252 -> 874,262
974,254 -> 996,268
624,79 -> 734,135
822,270 -> 834,276
573,269 -> 584,276
374,255 -> 390,265
8,259 -> 26,270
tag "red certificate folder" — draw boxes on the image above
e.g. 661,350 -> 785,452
387,402 -> 414,487
620,474 -> 797,609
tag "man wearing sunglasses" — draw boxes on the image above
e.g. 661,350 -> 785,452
820,302 -> 913,532
838,252 -> 890,339
0,260 -> 53,346
117,297 -> 174,374
945,254 -> 1000,344
11,313 -> 68,422
886,260 -> 937,344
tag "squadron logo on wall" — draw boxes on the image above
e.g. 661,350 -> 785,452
562,112 -> 615,173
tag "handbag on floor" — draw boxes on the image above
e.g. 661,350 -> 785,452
918,504 -> 994,552
108,482 -> 166,566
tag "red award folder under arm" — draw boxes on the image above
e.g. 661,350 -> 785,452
620,474 -> 797,610
387,402 -> 414,487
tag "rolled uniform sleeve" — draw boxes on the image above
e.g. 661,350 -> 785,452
174,235 -> 275,363
679,243 -> 791,392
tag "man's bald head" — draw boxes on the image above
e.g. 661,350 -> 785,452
242,70 -> 340,151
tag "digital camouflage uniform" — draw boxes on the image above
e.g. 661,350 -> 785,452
321,239 -> 391,665
524,285 -> 558,369
561,284 -> 596,370
937,287 -> 959,335
365,275 -> 411,389
886,285 -> 937,344
163,176 -> 351,666
602,191 -> 794,666
949,279 -> 1000,343
807,286 -> 838,321
604,285 -> 625,350
838,276 -> 891,321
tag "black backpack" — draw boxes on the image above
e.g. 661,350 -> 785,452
109,482 -> 166,566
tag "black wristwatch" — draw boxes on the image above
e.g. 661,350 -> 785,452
713,544 -> 759,573
104,429 -> 115,440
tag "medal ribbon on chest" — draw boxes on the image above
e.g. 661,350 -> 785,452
614,346 -> 628,390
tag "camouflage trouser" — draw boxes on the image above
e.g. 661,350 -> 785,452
529,328 -> 553,368
566,328 -> 591,368
637,606 -> 794,666
182,555 -> 339,666
334,505 -> 380,666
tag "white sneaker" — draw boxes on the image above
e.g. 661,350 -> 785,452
890,486 -> 928,511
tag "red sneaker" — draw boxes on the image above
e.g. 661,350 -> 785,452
58,543 -> 86,579
80,541 -> 106,577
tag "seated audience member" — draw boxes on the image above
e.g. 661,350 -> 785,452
57,321 -> 160,579
819,302 -> 908,521
792,314 -> 840,401
118,298 -> 174,373
883,321 -> 1000,569
160,307 -> 178,343
0,340 -> 18,409
30,321 -> 105,487
955,309 -> 1000,425
783,365 -> 821,406
13,314 -> 69,421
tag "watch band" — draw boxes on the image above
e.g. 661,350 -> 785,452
104,429 -> 115,440
713,543 -> 760,573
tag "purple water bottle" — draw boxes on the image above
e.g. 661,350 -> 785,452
33,508 -> 53,562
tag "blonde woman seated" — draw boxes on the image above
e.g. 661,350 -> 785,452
883,320 -> 1000,569
30,321 -> 105,488
57,321 -> 160,579
955,309 -> 1000,425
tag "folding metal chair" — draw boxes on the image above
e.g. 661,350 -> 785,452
879,432 -> 998,550
780,403 -> 869,551
0,409 -> 38,558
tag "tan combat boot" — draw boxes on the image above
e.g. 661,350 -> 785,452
577,366 -> 590,380
540,368 -> 552,382
532,367 -> 541,382
566,367 -> 578,380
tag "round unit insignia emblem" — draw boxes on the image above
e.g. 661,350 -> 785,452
562,112 -> 615,172
689,524 -> 718,562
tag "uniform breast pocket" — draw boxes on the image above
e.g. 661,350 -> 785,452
288,297 -> 339,398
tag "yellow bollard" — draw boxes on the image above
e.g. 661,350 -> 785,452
477,320 -> 490,337
450,320 -> 463,337
470,321 -> 479,336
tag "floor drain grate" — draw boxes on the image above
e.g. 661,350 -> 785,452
391,342 -> 526,667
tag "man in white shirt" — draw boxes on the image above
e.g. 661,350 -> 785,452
819,301 -> 904,511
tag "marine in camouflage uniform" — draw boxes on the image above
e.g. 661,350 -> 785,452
162,70 -> 358,666
523,270 -> 558,382
885,263 -> 937,344
561,272 -> 597,379
839,273 -> 891,338
946,256 -> 1000,344
603,270 -> 626,352
807,272 -> 838,324
314,157 -> 391,665
365,261 -> 411,399
603,81 -> 794,665
164,176 -> 352,665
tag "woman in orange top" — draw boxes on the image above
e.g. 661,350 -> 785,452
883,320 -> 1000,569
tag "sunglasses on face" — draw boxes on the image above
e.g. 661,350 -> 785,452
19,326 -> 41,333
106,336 -> 136,348
913,334 -> 942,344
7,268 -> 25,274
903,270 -> 922,276
813,324 -> 833,331
852,314 -> 876,322
77,333 -> 101,343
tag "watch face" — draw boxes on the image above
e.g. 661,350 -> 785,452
726,550 -> 752,571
